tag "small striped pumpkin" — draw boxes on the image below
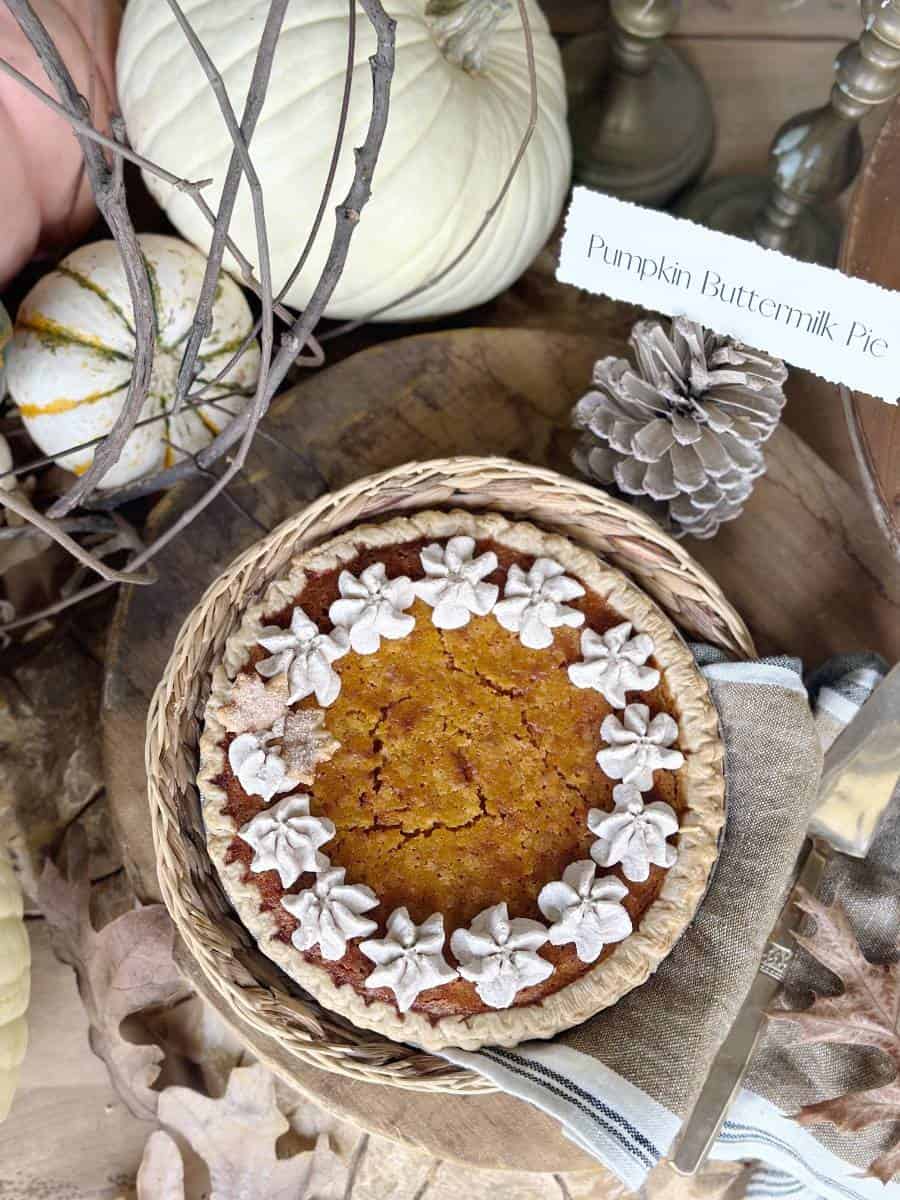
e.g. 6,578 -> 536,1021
8,235 -> 260,488
0,855 -> 29,1122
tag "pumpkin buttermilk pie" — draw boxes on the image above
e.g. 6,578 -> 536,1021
198,510 -> 725,1051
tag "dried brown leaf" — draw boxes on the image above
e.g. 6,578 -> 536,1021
771,889 -> 900,1181
36,825 -> 191,1120
137,1131 -> 185,1200
154,1063 -> 348,1200
773,890 -> 900,1064
872,1139 -> 900,1188
797,1081 -> 900,1183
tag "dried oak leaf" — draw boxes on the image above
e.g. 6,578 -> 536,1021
142,1063 -> 348,1200
36,825 -> 191,1120
771,888 -> 900,1183
137,1131 -> 185,1200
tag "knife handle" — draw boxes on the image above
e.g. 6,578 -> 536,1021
671,842 -> 829,1175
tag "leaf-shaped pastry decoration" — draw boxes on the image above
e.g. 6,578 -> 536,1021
217,671 -> 289,734
771,889 -> 900,1182
36,826 -> 190,1120
139,1063 -> 349,1200
281,708 -> 340,784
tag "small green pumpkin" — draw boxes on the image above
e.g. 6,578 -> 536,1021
8,235 -> 260,488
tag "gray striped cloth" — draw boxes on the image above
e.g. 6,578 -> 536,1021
444,653 -> 898,1200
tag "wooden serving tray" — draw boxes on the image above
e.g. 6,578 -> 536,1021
101,325 -> 900,1173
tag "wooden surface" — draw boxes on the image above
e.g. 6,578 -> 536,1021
840,96 -> 900,559
102,326 -> 900,1174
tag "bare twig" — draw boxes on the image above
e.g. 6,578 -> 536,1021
0,55 -> 214,195
342,1135 -> 370,1200
322,0 -> 538,340
188,0 -> 357,399
278,0 -> 358,304
59,513 -> 147,596
0,486 -> 155,585
0,515 -> 128,541
553,1174 -> 574,1200
3,0 -> 158,515
411,1160 -> 442,1200
162,0 -> 287,415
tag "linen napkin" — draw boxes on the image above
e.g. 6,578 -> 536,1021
444,653 -> 897,1198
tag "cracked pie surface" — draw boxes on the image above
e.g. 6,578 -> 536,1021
198,510 -> 725,1051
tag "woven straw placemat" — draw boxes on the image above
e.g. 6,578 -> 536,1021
146,456 -> 754,1093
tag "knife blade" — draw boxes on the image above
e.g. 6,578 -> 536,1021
672,662 -> 900,1175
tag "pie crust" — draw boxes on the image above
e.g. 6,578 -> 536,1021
198,509 -> 725,1052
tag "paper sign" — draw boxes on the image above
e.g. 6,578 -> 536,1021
557,188 -> 899,405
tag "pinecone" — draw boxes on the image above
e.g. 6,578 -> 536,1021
572,317 -> 787,539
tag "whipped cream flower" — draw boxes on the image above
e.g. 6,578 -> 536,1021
228,722 -> 296,803
493,558 -> 586,650
282,866 -> 378,961
596,702 -> 685,791
414,536 -> 499,629
329,563 -> 415,654
450,902 -> 552,1009
588,783 -> 679,883
567,622 -> 660,708
256,606 -> 349,707
238,794 -> 335,888
360,908 -> 458,1012
538,861 -> 633,963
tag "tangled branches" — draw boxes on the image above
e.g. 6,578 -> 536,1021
0,0 -> 537,635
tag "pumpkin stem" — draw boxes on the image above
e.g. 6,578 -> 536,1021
426,0 -> 511,74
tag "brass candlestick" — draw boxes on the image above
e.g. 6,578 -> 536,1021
678,0 -> 900,266
562,0 -> 714,207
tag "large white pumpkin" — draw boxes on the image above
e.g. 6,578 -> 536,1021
116,0 -> 571,321
9,235 -> 260,488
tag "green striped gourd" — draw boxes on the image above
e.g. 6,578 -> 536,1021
8,235 -> 260,488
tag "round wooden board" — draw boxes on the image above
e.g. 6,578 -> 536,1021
103,324 -> 900,1173
840,95 -> 900,559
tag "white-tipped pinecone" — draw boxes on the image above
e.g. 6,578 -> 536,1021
572,317 -> 787,539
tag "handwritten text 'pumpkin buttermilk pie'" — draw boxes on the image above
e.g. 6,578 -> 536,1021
198,510 -> 725,1052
